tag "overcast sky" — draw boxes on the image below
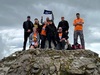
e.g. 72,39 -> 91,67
0,0 -> 100,59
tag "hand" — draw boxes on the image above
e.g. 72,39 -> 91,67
65,30 -> 68,33
34,42 -> 38,47
77,22 -> 82,25
60,38 -> 65,42
60,39 -> 62,42
62,38 -> 65,40
73,24 -> 77,26
27,29 -> 31,32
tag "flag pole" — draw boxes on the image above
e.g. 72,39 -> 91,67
51,11 -> 54,22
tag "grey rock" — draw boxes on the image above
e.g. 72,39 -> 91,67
86,63 -> 97,69
0,49 -> 100,75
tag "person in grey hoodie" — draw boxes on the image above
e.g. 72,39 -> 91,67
29,27 -> 40,49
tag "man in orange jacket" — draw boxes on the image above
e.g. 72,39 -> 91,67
73,13 -> 85,49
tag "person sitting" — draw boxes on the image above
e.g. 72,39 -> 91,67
56,27 -> 69,50
29,27 -> 40,49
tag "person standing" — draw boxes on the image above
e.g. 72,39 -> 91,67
40,21 -> 48,48
46,20 -> 57,48
73,13 -> 85,49
33,18 -> 41,34
58,17 -> 69,33
23,16 -> 33,50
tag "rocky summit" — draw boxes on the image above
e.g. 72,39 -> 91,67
0,49 -> 100,75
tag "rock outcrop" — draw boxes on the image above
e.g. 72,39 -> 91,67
0,49 -> 100,75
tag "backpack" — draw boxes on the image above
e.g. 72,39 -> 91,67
72,44 -> 76,50
71,44 -> 82,50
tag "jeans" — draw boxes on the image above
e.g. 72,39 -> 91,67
74,30 -> 85,49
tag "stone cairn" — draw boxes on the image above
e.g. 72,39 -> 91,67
0,49 -> 100,75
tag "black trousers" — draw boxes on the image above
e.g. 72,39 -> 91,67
23,32 -> 31,50
47,35 -> 57,48
40,35 -> 46,48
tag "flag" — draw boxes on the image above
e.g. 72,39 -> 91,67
43,10 -> 52,14
43,10 -> 54,22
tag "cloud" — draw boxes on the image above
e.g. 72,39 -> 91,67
0,29 -> 25,59
86,43 -> 100,56
0,35 -> 6,59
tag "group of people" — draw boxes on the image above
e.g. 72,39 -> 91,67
22,13 -> 85,50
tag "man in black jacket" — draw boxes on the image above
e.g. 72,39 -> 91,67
46,20 -> 57,48
58,17 -> 69,33
56,27 -> 69,50
23,16 -> 34,50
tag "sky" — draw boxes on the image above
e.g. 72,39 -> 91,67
0,0 -> 100,59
